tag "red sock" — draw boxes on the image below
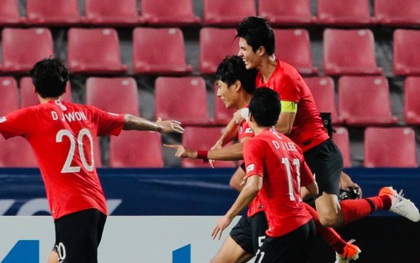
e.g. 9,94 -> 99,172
303,203 -> 347,254
340,196 -> 392,225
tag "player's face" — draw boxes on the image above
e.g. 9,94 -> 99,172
238,38 -> 260,69
216,80 -> 239,109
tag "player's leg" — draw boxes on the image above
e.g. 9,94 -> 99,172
304,139 -> 344,227
303,203 -> 361,262
211,215 -> 254,263
230,165 -> 246,192
210,236 -> 253,263
47,250 -> 59,263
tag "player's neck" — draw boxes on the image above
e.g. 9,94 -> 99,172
252,126 -> 269,136
237,92 -> 253,109
259,56 -> 277,83
38,95 -> 61,104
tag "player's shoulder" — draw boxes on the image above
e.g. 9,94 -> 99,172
277,60 -> 299,75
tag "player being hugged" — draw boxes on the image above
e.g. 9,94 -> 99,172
212,87 -> 318,263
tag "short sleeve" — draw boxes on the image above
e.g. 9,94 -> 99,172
243,139 -> 265,179
90,106 -> 125,136
0,108 -> 35,139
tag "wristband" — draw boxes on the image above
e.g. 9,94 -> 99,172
197,150 -> 208,160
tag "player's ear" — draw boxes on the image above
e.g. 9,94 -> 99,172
257,46 -> 265,56
234,80 -> 241,92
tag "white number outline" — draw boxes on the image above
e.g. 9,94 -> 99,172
56,128 -> 94,173
281,158 -> 301,201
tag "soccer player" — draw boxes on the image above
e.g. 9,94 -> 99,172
166,55 -> 360,263
234,16 -> 420,261
0,58 -> 184,263
212,87 -> 318,263
167,55 -> 262,262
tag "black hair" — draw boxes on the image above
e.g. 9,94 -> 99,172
249,87 -> 280,127
29,58 -> 69,98
215,55 -> 258,95
236,16 -> 275,56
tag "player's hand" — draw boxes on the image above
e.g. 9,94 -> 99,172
163,144 -> 197,159
340,173 -> 362,198
208,140 -> 223,168
156,117 -> 184,134
211,216 -> 232,240
233,109 -> 245,125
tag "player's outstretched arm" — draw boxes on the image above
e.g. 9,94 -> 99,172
163,144 -> 197,159
212,118 -> 239,149
123,115 -> 184,134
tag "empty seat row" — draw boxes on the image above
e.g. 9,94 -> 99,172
0,27 -> 191,75
0,0 -> 198,27
308,75 -> 398,126
1,0 -> 419,28
2,27 -> 420,76
333,126 -> 418,168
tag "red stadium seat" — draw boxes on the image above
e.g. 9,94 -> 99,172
374,0 -> 420,27
393,29 -> 420,76
84,0 -> 141,26
109,131 -> 163,168
364,127 -> 417,168
181,126 -> 237,168
26,0 -> 82,26
316,0 -> 372,27
19,77 -> 72,108
0,28 -> 53,74
85,77 -> 139,116
338,76 -> 398,126
155,77 -> 210,126
0,136 -> 38,167
199,28 -> 238,75
67,28 -> 128,74
203,0 -> 256,27
274,29 -> 318,75
0,77 -> 18,116
303,77 -> 342,124
139,0 -> 200,26
0,0 -> 25,26
258,0 -> 314,26
332,126 -> 351,168
132,27 -> 192,75
323,29 -> 382,76
404,76 -> 420,125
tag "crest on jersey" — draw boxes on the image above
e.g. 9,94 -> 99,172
246,163 -> 255,172
0,116 -> 6,123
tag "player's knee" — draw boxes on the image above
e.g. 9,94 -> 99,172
318,212 -> 343,228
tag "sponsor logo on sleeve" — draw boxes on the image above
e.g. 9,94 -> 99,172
0,116 -> 7,123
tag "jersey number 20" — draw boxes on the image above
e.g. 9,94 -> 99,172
56,128 -> 94,173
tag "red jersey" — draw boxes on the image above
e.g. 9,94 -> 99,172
256,60 -> 329,152
238,118 -> 254,141
0,100 -> 125,219
237,119 -> 263,217
243,129 -> 314,237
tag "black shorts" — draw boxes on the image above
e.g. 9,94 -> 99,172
255,219 -> 316,263
304,139 -> 342,196
53,209 -> 107,263
229,211 -> 268,254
